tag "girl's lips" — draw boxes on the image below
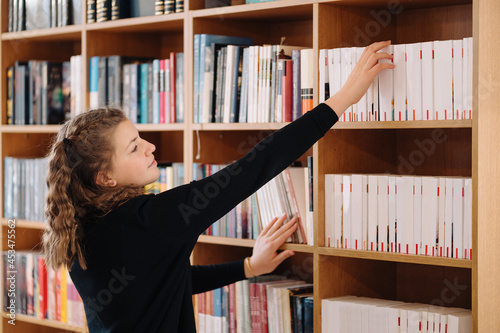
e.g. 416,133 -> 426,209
149,160 -> 157,168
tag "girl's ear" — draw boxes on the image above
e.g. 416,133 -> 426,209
96,171 -> 117,187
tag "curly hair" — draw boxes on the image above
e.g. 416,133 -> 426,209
43,107 -> 143,271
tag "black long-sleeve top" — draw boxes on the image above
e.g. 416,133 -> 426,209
69,103 -> 339,332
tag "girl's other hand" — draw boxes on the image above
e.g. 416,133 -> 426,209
245,214 -> 298,278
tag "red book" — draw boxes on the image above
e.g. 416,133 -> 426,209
229,283 -> 236,333
169,52 -> 176,123
159,59 -> 166,123
281,59 -> 293,122
249,280 -> 261,332
37,256 -> 48,319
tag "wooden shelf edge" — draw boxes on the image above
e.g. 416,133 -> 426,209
197,235 -> 314,253
317,247 -> 472,268
192,0 -> 316,18
1,218 -> 47,230
135,123 -> 187,132
84,12 -> 185,32
1,125 -> 62,134
1,312 -> 86,332
331,119 -> 472,130
191,122 -> 288,131
1,25 -> 82,41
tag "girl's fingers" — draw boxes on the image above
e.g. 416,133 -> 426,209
259,216 -> 278,237
274,221 -> 298,244
357,40 -> 391,66
263,214 -> 287,238
270,217 -> 298,242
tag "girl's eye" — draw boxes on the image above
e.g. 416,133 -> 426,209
132,145 -> 138,153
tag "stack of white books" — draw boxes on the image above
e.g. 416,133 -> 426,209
322,296 -> 472,333
319,38 -> 473,122
324,174 -> 472,259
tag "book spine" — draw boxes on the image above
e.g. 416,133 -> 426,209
291,50 -> 301,121
175,0 -> 184,13
155,0 -> 164,15
87,0 -> 96,23
164,0 -> 174,14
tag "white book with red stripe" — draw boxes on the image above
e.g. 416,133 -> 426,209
452,178 -> 465,259
368,175 -> 379,251
406,42 -> 422,121
413,177 -> 422,255
393,44 -> 407,121
421,176 -> 438,256
351,174 -> 363,250
433,40 -> 453,120
378,175 -> 389,252
463,178 -> 472,259
325,174 -> 335,247
378,44 -> 394,121
438,177 -> 447,257
388,176 -> 397,253
334,174 -> 343,248
396,176 -> 414,254
342,175 -> 352,249
444,178 -> 454,258
453,39 -> 463,120
421,41 -> 434,120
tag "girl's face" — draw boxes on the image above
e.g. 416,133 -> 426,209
107,119 -> 160,187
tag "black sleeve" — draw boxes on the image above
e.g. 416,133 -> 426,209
135,103 -> 338,239
191,261 -> 246,294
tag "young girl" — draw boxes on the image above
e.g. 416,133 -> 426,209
43,41 -> 394,332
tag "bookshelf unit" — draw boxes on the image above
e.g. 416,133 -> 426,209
0,0 -> 498,332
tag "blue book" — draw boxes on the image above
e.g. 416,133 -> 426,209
303,296 -> 313,333
213,288 -> 222,320
152,59 -> 160,124
89,56 -> 99,109
140,63 -> 149,123
197,34 -> 253,123
229,46 -> 242,123
4,157 -> 13,218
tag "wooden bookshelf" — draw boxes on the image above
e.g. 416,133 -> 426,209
1,0 -> 499,332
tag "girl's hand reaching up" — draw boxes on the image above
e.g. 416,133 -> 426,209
326,40 -> 395,118
244,214 -> 298,278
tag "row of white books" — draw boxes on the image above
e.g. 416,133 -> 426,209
322,296 -> 471,333
3,157 -> 49,222
324,174 -> 472,259
319,37 -> 473,122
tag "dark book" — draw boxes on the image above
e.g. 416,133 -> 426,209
18,0 -> 27,31
164,0 -> 174,14
87,0 -> 96,22
175,0 -> 183,13
154,0 -> 164,14
131,0 -> 155,17
96,0 -> 111,22
6,66 -> 14,125
26,0 -> 51,30
62,61 -> 71,121
46,62 -> 64,124
205,0 -> 230,8
14,62 -> 29,125
303,296 -> 313,333
111,0 -> 130,20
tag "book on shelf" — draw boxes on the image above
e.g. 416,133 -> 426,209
3,157 -> 49,223
324,173 -> 472,259
322,296 -> 471,333
198,276 -> 312,333
319,37 -> 473,122
7,59 -> 77,125
3,252 -> 85,326
194,34 -> 253,123
89,54 -> 183,123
